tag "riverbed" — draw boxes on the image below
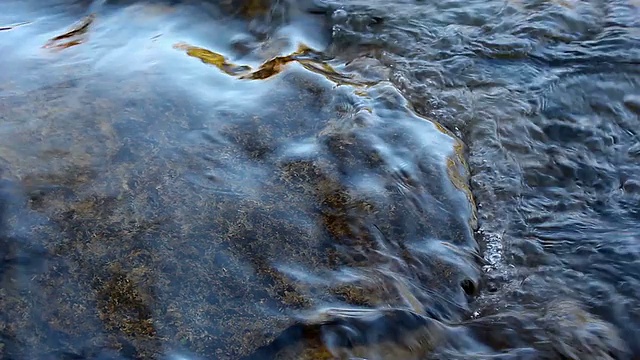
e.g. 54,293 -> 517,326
1,0 -> 639,359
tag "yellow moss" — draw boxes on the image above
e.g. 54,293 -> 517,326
44,13 -> 95,50
173,42 -> 252,76
242,0 -> 271,17
446,140 -> 478,229
173,41 -> 372,86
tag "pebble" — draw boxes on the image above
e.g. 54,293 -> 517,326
622,179 -> 640,194
623,94 -> 640,114
332,9 -> 348,24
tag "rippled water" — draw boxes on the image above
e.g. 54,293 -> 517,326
1,0 -> 639,359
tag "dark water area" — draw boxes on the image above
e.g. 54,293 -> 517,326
1,0 -> 639,359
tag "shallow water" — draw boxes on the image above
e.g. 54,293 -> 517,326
1,0 -> 639,359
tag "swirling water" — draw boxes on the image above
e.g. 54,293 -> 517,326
0,0 -> 639,359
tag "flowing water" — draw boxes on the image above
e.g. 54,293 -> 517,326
0,0 -> 639,359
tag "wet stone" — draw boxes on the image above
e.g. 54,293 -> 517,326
0,2 -> 479,357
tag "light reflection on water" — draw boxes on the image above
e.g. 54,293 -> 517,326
1,0 -> 640,359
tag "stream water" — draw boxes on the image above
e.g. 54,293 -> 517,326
1,0 -> 639,359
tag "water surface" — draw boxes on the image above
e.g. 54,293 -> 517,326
1,0 -> 639,359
